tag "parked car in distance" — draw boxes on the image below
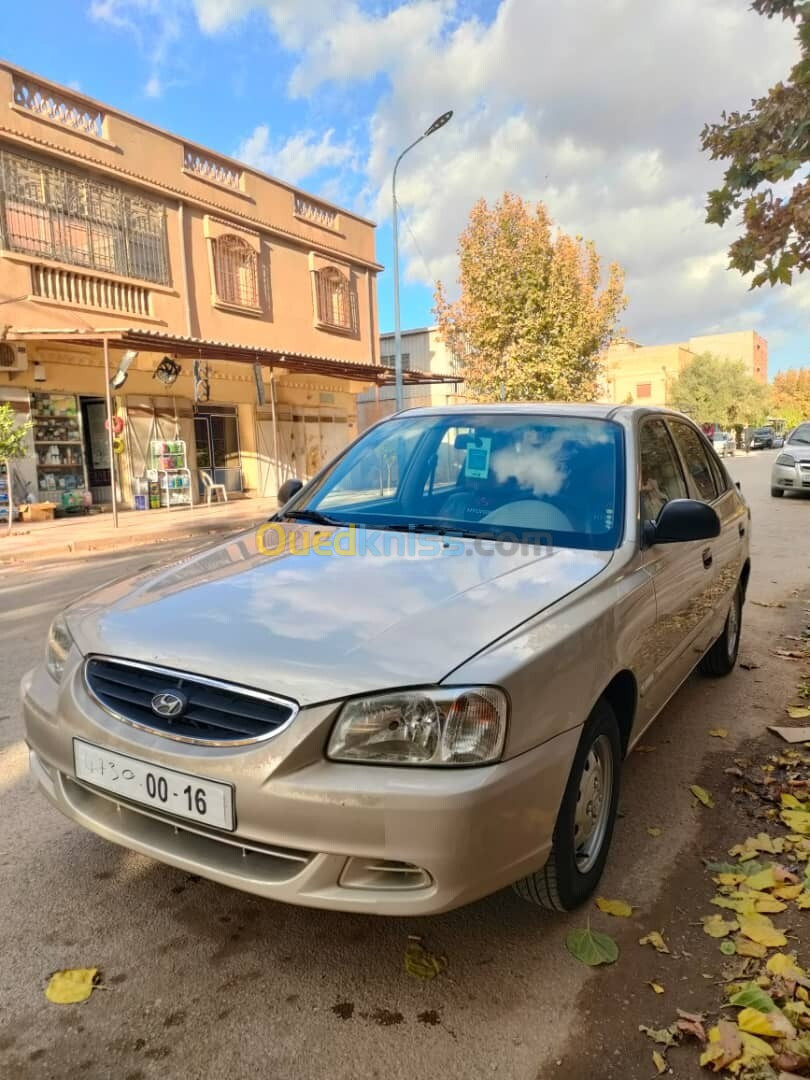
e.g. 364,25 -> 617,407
22,405 -> 750,915
771,421 -> 810,497
712,431 -> 736,458
749,426 -> 774,450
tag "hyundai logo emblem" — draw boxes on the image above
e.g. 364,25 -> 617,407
150,691 -> 187,719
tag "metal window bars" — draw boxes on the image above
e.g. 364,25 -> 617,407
315,267 -> 356,331
0,148 -> 170,285
212,234 -> 259,308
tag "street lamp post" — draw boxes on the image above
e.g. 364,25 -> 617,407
392,110 -> 453,412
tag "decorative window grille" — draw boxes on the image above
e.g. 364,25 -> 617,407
0,148 -> 170,285
13,78 -> 104,139
212,234 -> 259,308
314,267 -> 356,331
381,353 -> 411,372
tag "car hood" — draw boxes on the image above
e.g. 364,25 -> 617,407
66,524 -> 612,706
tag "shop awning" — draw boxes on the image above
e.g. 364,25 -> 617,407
7,327 -> 460,386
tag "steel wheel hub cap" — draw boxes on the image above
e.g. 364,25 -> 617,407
573,734 -> 614,874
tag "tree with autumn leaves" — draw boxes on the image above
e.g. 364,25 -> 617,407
434,193 -> 626,402
771,367 -> 810,427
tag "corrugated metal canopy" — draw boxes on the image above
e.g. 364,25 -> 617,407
8,326 -> 460,385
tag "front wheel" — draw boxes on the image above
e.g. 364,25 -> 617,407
699,583 -> 742,677
771,487 -> 784,498
513,700 -> 621,911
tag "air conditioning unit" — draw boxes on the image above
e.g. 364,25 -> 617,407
0,343 -> 28,372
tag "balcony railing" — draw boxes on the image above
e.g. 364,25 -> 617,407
183,147 -> 243,190
31,264 -> 152,317
12,78 -> 104,139
294,195 -> 339,231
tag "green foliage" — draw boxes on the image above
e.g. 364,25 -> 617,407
771,367 -> 810,427
701,1 -> 809,288
433,193 -> 626,402
668,353 -> 770,427
0,402 -> 31,463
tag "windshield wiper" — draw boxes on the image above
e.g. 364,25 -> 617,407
279,509 -> 342,526
373,521 -> 489,540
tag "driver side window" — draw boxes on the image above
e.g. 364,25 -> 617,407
639,420 -> 688,523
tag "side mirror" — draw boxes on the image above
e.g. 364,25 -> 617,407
278,478 -> 303,506
645,498 -> 721,546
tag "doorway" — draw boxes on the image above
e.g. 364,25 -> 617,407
193,406 -> 243,496
80,396 -> 112,505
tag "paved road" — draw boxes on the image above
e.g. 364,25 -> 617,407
0,450 -> 807,1080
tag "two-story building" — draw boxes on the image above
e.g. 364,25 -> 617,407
0,62 -> 442,517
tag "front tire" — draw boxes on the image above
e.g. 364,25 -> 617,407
771,487 -> 784,498
514,700 -> 622,911
699,583 -> 742,677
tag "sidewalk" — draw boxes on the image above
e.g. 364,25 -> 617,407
0,497 -> 278,565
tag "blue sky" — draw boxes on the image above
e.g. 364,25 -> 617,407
1,0 -> 807,375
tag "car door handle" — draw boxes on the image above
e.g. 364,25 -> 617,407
738,522 -> 746,537
702,547 -> 713,569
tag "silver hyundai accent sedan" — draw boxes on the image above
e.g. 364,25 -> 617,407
22,405 -> 750,914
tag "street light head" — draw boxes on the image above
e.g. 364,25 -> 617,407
424,110 -> 453,137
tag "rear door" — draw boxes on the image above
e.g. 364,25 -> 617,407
637,417 -> 713,720
667,419 -> 745,651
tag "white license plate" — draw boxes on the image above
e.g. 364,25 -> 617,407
73,739 -> 235,831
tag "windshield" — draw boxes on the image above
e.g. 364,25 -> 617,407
787,423 -> 810,446
285,412 -> 625,551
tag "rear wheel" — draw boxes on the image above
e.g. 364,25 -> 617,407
699,583 -> 742,677
771,487 -> 784,498
514,700 -> 621,911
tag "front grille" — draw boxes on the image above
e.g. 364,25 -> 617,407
84,657 -> 296,745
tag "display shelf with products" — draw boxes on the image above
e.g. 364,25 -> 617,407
150,439 -> 192,509
30,392 -> 87,509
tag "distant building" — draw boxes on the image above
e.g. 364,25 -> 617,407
357,326 -> 463,430
601,330 -> 769,407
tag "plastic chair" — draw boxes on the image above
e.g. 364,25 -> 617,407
201,471 -> 228,505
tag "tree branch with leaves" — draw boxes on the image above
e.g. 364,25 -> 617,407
701,0 -> 810,287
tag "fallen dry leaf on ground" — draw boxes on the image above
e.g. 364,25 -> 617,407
647,826 -> 662,837
639,931 -> 671,954
639,1024 -> 678,1047
45,968 -> 99,1005
652,1049 -> 667,1075
703,913 -> 739,938
690,784 -> 715,808
596,897 -> 633,918
787,706 -> 810,720
404,938 -> 446,980
649,981 -> 665,994
710,728 -> 730,738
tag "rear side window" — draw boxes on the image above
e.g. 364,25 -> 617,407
639,419 -> 688,522
669,422 -> 719,502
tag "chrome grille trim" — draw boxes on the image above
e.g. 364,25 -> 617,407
83,656 -> 299,746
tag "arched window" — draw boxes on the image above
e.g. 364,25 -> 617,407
314,266 -> 354,330
212,234 -> 259,308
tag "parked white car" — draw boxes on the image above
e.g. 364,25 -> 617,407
712,431 -> 736,458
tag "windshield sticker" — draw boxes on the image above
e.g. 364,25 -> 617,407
464,437 -> 492,479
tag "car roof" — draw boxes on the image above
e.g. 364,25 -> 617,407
396,403 -> 691,423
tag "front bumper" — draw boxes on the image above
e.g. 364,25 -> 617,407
22,661 -> 578,915
772,461 -> 810,492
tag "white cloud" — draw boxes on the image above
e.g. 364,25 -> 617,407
234,125 -> 355,186
103,0 -> 806,350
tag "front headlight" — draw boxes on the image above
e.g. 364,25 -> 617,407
327,687 -> 508,766
776,453 -> 796,467
46,614 -> 74,683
